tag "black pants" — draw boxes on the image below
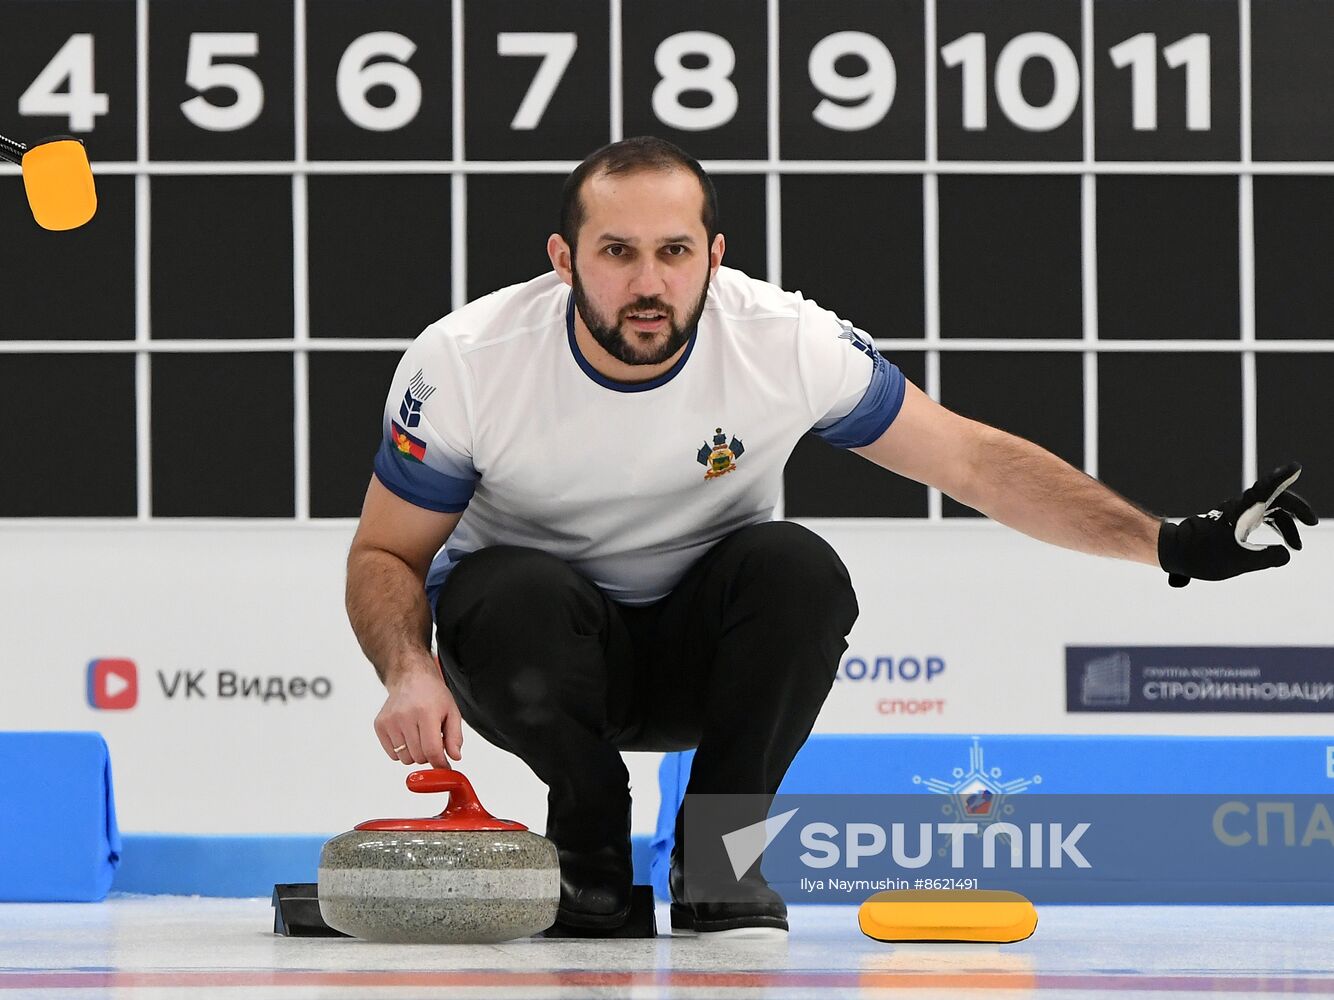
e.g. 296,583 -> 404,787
434,520 -> 859,856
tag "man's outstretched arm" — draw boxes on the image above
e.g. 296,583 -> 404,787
851,380 -> 1314,585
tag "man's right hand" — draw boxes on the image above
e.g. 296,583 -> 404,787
373,655 -> 464,768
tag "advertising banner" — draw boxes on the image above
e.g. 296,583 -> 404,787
1067,647 -> 1334,713
4,523 -> 1330,837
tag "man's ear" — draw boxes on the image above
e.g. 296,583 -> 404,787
709,232 -> 726,276
548,233 -> 574,286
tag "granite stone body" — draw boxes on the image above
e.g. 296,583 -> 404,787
318,829 -> 559,943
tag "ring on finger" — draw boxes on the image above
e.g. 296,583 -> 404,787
392,743 -> 408,753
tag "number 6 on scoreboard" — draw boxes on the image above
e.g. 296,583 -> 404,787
497,33 -> 578,131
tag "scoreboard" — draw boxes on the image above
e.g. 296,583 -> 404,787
1,0 -> 1331,522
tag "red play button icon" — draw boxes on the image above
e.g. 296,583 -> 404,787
87,658 -> 138,710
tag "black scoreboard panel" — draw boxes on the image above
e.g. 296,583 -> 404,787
937,175 -> 1082,339
148,0 -> 295,161
1251,0 -> 1334,161
937,0 -> 1083,162
939,352 -> 1085,518
622,0 -> 768,161
0,354 -> 137,516
465,172 -> 566,301
306,0 -> 453,161
150,352 -> 296,517
1093,0 -> 1240,162
1099,352 -> 1242,516
463,0 -> 608,161
780,174 -> 924,340
1258,354 -> 1334,517
0,175 -> 135,341
307,173 -> 452,339
4,1 -> 138,162
1096,175 -> 1239,341
309,350 -> 403,517
1,0 -> 1330,524
150,175 -> 294,339
778,0 -> 926,161
1253,177 -> 1334,341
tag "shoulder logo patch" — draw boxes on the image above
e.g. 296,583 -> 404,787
398,369 -> 437,428
838,319 -> 886,374
697,426 -> 745,479
838,320 -> 878,360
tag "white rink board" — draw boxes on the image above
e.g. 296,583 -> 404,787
1,521 -> 1329,836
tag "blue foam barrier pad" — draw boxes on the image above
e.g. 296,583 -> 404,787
651,734 -> 1334,900
110,833 -> 656,897
0,731 -> 121,901
113,835 -> 328,897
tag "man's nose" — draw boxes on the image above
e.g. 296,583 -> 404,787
627,257 -> 667,297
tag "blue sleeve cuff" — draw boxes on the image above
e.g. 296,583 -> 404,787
813,357 -> 907,449
372,437 -> 476,513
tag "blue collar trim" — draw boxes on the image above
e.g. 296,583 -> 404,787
565,292 -> 697,393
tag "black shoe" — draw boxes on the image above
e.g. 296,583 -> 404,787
668,849 -> 788,936
555,844 -> 633,930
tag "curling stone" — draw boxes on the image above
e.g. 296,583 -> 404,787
318,768 -> 558,943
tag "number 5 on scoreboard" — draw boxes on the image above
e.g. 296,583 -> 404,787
497,33 -> 578,131
180,33 -> 264,132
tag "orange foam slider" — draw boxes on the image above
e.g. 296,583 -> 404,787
858,889 -> 1037,943
22,137 -> 97,231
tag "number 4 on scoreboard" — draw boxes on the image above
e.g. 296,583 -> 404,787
19,34 -> 109,133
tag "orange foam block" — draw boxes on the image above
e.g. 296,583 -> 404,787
858,889 -> 1038,943
22,138 -> 97,231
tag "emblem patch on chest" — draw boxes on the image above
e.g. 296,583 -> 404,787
696,427 -> 745,479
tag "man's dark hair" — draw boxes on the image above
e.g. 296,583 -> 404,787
559,136 -> 719,251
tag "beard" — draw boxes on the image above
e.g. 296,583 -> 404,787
571,264 -> 710,367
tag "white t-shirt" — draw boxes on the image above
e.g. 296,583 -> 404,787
374,267 -> 906,609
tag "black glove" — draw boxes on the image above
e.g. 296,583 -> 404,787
1158,462 -> 1317,588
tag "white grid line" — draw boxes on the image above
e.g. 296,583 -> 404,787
135,0 -> 150,521
294,0 -> 307,165
9,338 -> 1329,354
136,0 -> 148,166
451,0 -> 466,310
1081,0 -> 1099,481
293,0 -> 310,522
293,180 -> 311,521
17,159 -> 1334,176
767,0 -> 784,521
451,0 -> 464,163
766,0 -> 781,287
1240,0 -> 1258,489
609,0 -> 623,142
924,0 -> 941,521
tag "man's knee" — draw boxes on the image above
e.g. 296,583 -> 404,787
723,522 -> 859,629
435,548 -> 608,726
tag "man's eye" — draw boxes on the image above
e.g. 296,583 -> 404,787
663,245 -> 686,256
605,245 -> 626,257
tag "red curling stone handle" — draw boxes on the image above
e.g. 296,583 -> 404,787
353,768 -> 529,832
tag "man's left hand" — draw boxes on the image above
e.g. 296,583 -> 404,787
1158,462 -> 1318,587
